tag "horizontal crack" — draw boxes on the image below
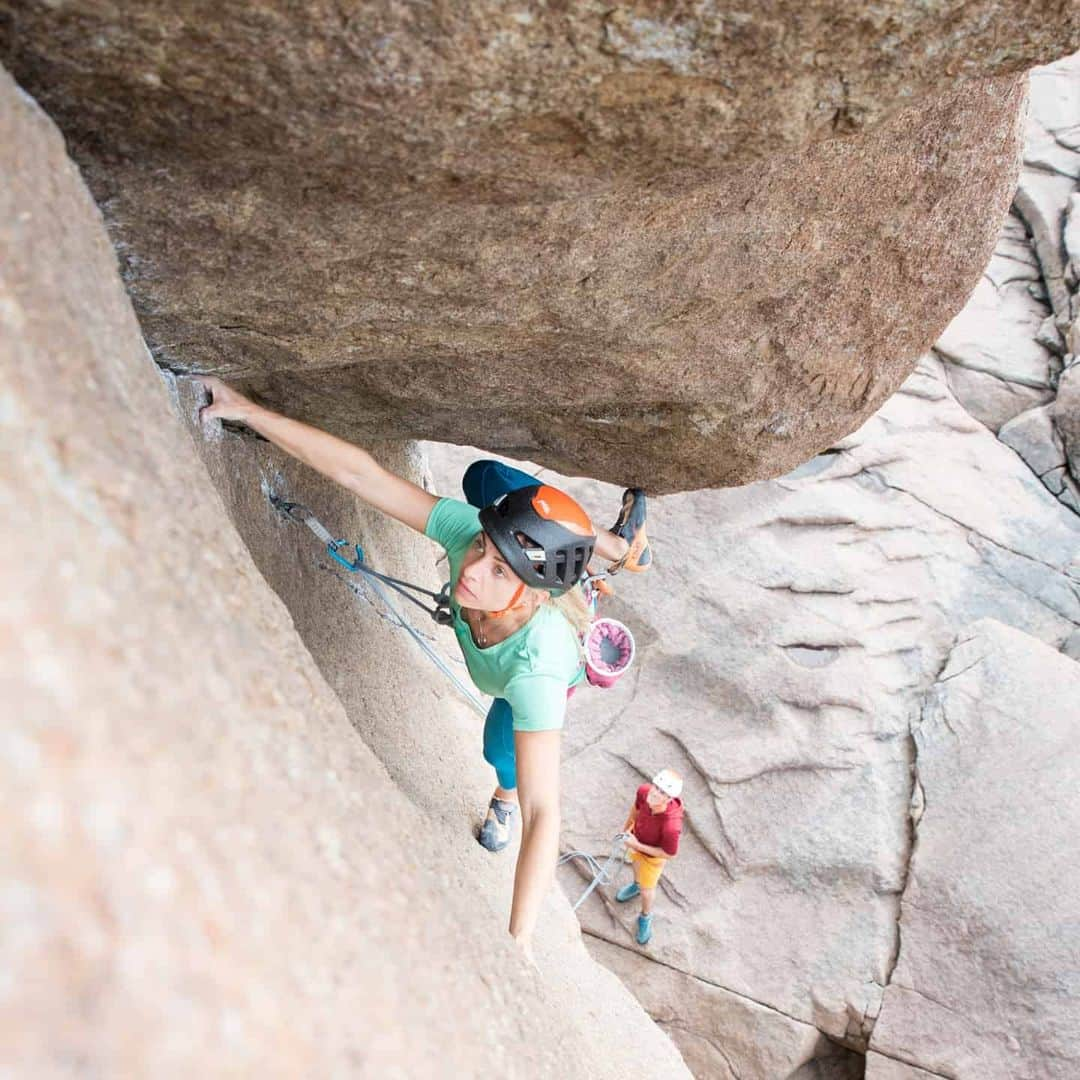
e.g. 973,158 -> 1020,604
867,1045 -> 956,1079
859,467 -> 1077,581
583,929 -> 822,1032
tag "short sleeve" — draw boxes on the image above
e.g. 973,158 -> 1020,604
503,672 -> 569,732
423,497 -> 482,559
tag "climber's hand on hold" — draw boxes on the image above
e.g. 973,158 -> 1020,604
194,375 -> 256,425
190,374 -> 438,534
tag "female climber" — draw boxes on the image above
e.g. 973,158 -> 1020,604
194,376 -> 650,964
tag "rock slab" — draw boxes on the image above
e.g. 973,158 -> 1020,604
0,67 -> 690,1079
867,620 -> 1080,1080
428,349 -> 1080,1077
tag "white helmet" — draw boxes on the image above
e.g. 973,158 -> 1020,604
651,769 -> 683,799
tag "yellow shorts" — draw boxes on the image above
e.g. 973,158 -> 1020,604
629,850 -> 667,890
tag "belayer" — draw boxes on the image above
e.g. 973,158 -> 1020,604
615,769 -> 684,946
195,376 -> 650,964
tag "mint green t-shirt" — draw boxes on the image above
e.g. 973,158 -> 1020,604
424,497 -> 585,732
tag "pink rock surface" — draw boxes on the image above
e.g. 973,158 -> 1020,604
0,68 -> 690,1078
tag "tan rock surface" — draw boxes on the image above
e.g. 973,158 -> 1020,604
0,68 -> 690,1078
867,620 -> 1080,1079
440,72 -> 1080,1080
587,937 -> 865,1079
4,5 -> 1077,490
937,54 -> 1080,517
428,353 -> 1080,1076
422,67 -> 1080,1074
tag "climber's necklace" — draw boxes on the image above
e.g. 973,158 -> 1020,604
473,609 -> 507,648
470,601 -> 532,648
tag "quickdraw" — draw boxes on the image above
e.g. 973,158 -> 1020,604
269,494 -> 488,717
270,495 -> 455,626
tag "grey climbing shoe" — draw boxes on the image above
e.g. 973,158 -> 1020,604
478,797 -> 517,852
615,881 -> 640,903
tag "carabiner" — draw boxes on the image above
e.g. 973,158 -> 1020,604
327,541 -> 365,572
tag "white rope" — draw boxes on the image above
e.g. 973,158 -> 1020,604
272,494 -> 490,719
356,571 -> 490,718
558,834 -> 629,911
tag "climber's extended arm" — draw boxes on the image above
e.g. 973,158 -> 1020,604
508,728 -> 562,959
195,376 -> 437,533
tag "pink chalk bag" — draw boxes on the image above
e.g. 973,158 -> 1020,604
581,574 -> 637,688
584,616 -> 636,688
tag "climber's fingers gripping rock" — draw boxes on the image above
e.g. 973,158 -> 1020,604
193,374 -> 254,424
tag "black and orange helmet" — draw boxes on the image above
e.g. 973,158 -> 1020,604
479,484 -> 596,592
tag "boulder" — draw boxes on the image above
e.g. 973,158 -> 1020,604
4,4 -> 1079,490
1020,57 -> 1080,323
999,402 -> 1070,476
1057,362 -> 1080,501
0,67 -> 690,1078
866,620 -> 1080,1079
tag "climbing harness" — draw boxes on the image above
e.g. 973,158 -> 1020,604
269,495 -> 488,717
558,833 -> 632,911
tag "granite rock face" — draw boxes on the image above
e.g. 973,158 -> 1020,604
936,54 -> 1080,516
427,346 -> 1080,1076
0,68 -> 691,1078
4,4 -> 1078,490
425,70 -> 1080,1063
866,621 -> 1080,1080
427,57 -> 1080,1078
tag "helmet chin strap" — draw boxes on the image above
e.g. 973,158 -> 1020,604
489,581 -> 527,619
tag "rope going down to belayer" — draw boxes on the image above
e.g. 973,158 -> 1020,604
558,833 -> 630,912
269,495 -> 490,719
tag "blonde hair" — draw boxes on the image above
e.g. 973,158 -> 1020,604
550,583 -> 593,639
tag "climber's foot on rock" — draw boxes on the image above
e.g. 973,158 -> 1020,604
478,796 -> 517,852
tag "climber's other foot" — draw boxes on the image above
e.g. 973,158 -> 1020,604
609,488 -> 651,573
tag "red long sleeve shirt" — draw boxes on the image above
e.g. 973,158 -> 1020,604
632,784 -> 684,856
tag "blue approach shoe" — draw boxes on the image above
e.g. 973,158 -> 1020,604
636,913 -> 654,946
478,797 -> 517,853
615,881 -> 640,903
